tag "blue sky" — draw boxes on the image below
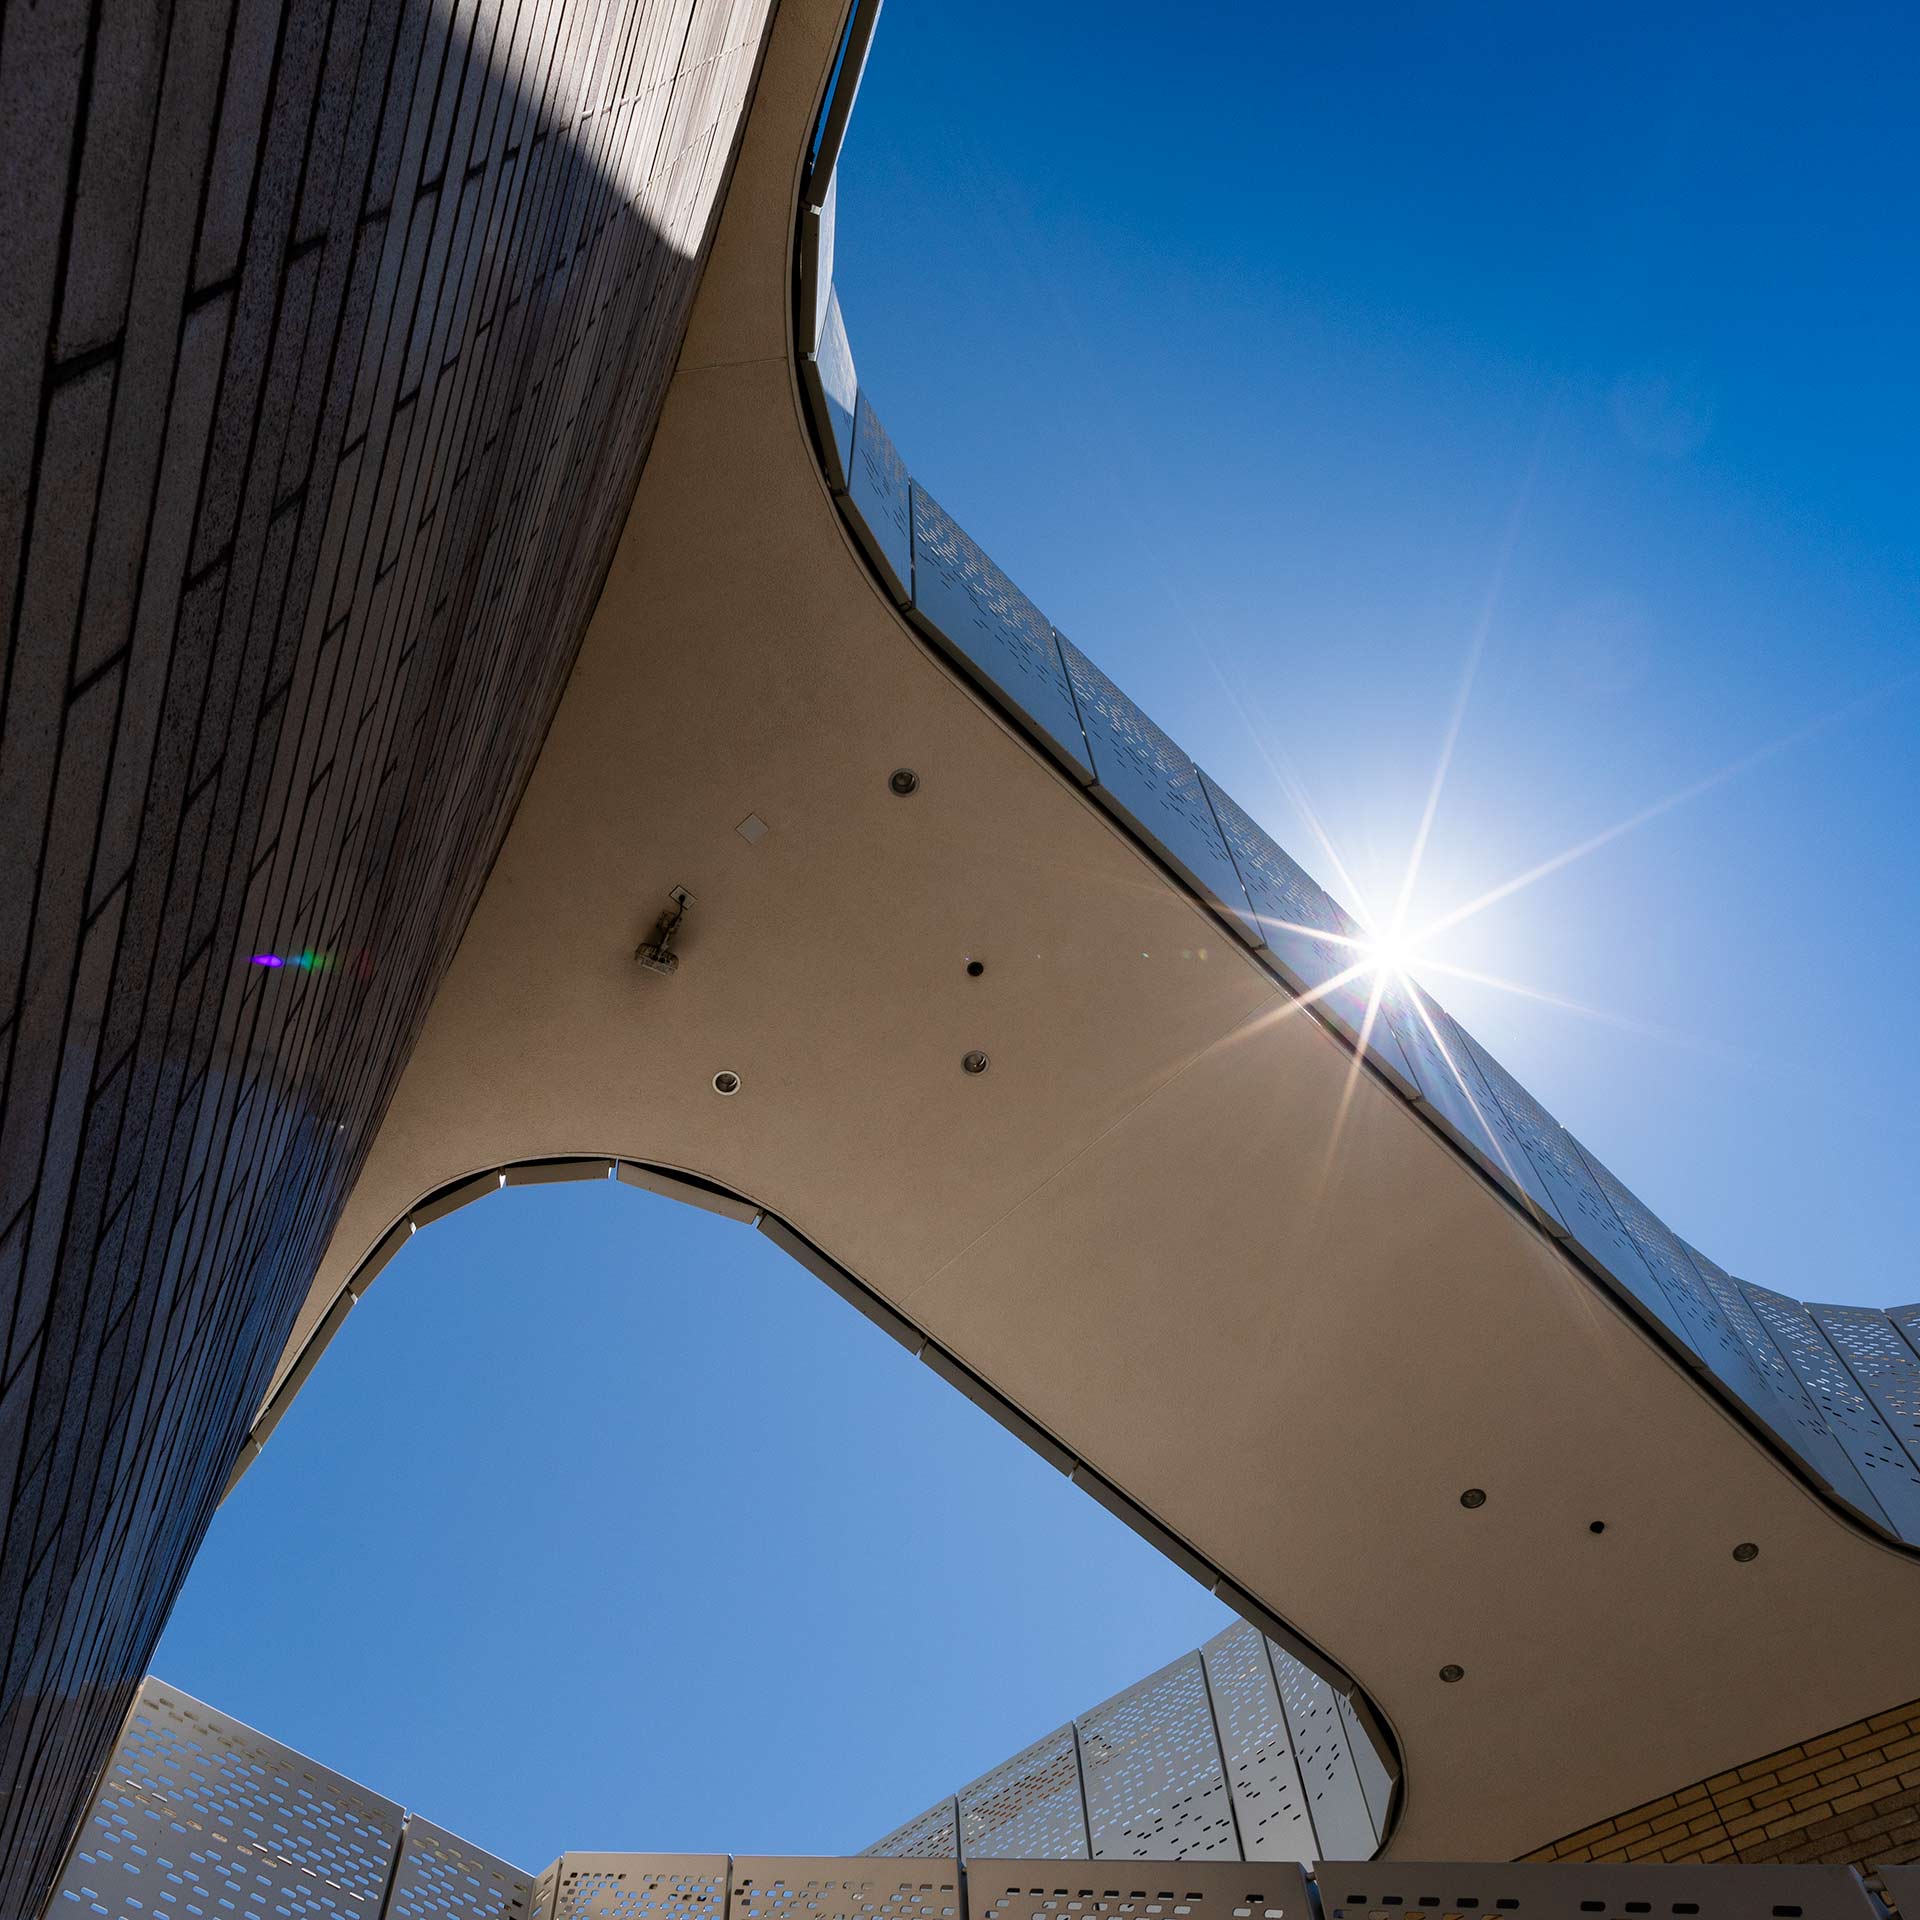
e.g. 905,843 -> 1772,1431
832,0 -> 1918,1305
161,1186 -> 1228,1866
159,0 -> 1916,1875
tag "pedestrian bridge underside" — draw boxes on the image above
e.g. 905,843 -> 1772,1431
248,0 -> 1920,1864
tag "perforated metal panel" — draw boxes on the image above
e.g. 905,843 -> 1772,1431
1078,1652 -> 1237,1860
1055,641 -> 1259,945
1808,1305 -> 1920,1475
1200,1624 -> 1316,1864
387,1818 -> 535,1920
1314,1862 -> 1879,1920
804,286 -> 858,491
1369,982 -> 1517,1177
907,485 -> 1093,782
1197,773 -> 1415,1086
1420,1013 -> 1582,1236
1571,1140 -> 1809,1418
1678,1245 -> 1884,1523
45,1677 -> 402,1918
728,1858 -> 958,1920
1270,1647 -> 1374,1863
1333,1697 -> 1394,1846
1441,1033 -> 1646,1282
959,1725 -> 1091,1861
862,1800 -> 961,1860
547,1856 -> 731,1920
1891,1305 -> 1920,1366
866,1629 -> 1397,1866
846,393 -> 912,602
1740,1284 -> 1920,1539
965,1857 -> 1312,1920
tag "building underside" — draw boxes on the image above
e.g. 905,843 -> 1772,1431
2,0 -> 1918,1912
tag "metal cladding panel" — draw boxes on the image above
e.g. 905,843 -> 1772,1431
413,1170 -> 506,1228
1436,1029 -> 1612,1251
729,1859 -> 959,1920
861,1800 -> 960,1860
1056,640 -> 1261,945
614,1161 -> 760,1221
548,1855 -> 732,1920
1316,1864 -> 1879,1920
1372,984 -> 1519,1176
1197,773 -> 1417,1090
800,170 -> 837,359
0,0 -> 780,1898
1808,1305 -> 1920,1475
1892,1305 -> 1920,1367
386,1817 -> 536,1920
803,287 -> 858,492
1599,1200 -> 1903,1538
959,1725 -> 1090,1861
1741,1283 -> 1920,1542
966,1859 -> 1312,1920
1270,1647 -> 1374,1864
1571,1141 -> 1802,1417
1078,1650 -> 1238,1860
1442,1034 -> 1689,1314
907,485 -> 1094,783
505,1158 -> 615,1187
1202,1622 -> 1318,1865
1879,1866 -> 1920,1918
847,393 -> 912,602
1334,1696 -> 1394,1845
46,1678 -> 402,1918
1682,1245 -> 1887,1524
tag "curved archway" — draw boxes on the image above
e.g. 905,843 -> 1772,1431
221,1149 -> 1402,1862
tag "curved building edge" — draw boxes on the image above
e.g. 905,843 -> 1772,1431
785,2 -> 1920,1555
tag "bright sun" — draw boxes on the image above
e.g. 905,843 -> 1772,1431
1357,926 -> 1421,979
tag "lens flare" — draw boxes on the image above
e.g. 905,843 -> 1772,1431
1356,926 -> 1422,981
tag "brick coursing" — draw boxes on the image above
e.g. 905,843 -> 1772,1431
0,0 -> 773,1908
1523,1700 -> 1920,1870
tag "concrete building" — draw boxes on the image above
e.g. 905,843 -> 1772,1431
2,0 -> 1917,1913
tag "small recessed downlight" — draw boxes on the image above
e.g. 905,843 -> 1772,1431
712,1071 -> 741,1096
1459,1488 -> 1486,1509
888,768 -> 920,796
962,1050 -> 989,1075
1439,1664 -> 1465,1683
1733,1541 -> 1759,1563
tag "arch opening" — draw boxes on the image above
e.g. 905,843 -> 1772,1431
187,1161 -> 1398,1868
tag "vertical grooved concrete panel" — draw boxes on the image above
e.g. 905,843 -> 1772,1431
0,1 -> 773,1908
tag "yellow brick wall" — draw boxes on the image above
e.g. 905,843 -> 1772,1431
1523,1700 -> 1920,1867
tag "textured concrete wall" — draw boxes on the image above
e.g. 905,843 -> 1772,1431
1523,1698 -> 1920,1869
0,0 -> 772,1906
